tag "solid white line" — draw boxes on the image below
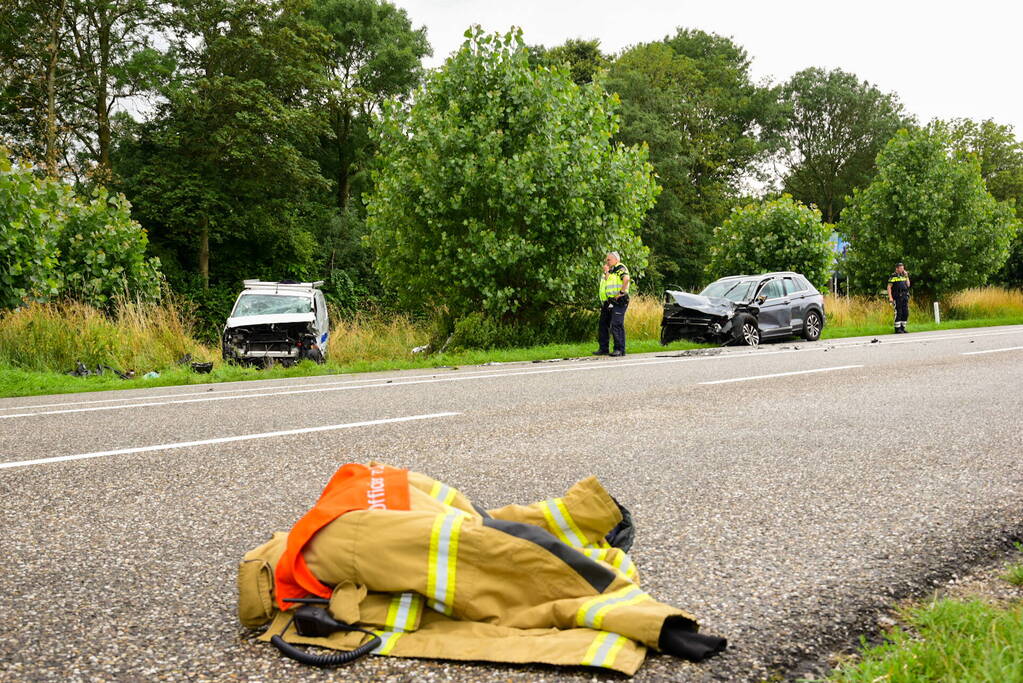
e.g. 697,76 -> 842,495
961,346 -> 1023,356
699,365 -> 863,385
0,412 -> 460,470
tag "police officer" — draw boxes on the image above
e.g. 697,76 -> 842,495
887,262 -> 911,333
594,251 -> 631,356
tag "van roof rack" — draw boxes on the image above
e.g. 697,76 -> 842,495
242,279 -> 324,293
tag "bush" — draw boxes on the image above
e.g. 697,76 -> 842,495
839,127 -> 1020,298
366,28 -> 656,323
0,150 -> 163,309
707,195 -> 833,288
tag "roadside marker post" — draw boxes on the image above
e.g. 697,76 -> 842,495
933,302 -> 941,324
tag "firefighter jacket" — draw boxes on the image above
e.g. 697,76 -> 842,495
238,463 -> 725,676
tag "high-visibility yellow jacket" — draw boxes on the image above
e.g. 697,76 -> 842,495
238,463 -> 725,676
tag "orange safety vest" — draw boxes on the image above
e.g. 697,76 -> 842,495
274,463 -> 410,609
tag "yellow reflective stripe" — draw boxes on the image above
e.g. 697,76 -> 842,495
429,481 -> 458,505
576,586 -> 651,629
540,498 -> 590,548
426,511 -> 464,615
581,631 -> 629,668
580,548 -> 638,581
372,629 -> 404,655
384,592 -> 422,633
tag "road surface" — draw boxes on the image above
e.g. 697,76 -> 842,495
1,325 -> 1022,681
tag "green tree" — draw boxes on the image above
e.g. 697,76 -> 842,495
365,28 -> 657,323
606,29 -> 787,291
305,0 -> 430,210
0,149 -> 161,309
530,38 -> 609,85
839,128 -> 1020,298
940,118 -> 1023,286
706,195 -> 833,288
780,67 -> 910,224
115,0 -> 331,290
0,0 -> 73,176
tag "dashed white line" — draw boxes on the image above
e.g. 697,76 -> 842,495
699,365 -> 863,385
961,346 -> 1023,355
0,412 -> 461,470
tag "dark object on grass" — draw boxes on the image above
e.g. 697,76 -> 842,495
190,362 -> 213,374
176,353 -> 194,365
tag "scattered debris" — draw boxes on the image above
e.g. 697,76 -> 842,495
656,348 -> 723,358
532,358 -> 566,363
176,353 -> 194,365
66,361 -> 134,379
871,338 -> 880,344
481,361 -> 502,366
412,344 -> 431,354
143,371 -> 160,379
190,362 -> 213,374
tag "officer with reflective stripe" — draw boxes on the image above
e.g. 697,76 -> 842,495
887,262 -> 911,333
595,252 -> 631,357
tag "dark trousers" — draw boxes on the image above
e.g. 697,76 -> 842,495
597,296 -> 629,353
894,296 -> 909,328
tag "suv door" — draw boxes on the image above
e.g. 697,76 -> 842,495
783,276 -> 806,330
755,279 -> 791,336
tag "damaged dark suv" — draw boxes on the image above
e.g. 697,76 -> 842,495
660,272 -> 825,347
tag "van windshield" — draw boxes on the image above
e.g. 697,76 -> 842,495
233,294 -> 312,317
699,279 -> 757,302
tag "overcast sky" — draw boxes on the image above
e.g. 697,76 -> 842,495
392,0 -> 1023,135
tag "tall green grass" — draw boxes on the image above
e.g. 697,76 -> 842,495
0,298 -> 212,373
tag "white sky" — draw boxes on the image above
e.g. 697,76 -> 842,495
393,0 -> 1023,135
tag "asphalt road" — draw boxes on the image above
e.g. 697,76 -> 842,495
2,325 -> 1022,682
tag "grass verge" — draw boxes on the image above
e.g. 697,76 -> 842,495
825,546 -> 1023,682
2,288 -> 1021,398
827,599 -> 1023,682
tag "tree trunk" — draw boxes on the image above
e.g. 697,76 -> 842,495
199,217 -> 210,290
335,109 -> 351,209
44,0 -> 68,177
96,7 -> 111,179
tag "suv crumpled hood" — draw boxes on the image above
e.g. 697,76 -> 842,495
225,312 -> 315,328
664,291 -> 738,318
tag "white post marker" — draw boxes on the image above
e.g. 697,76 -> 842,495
933,301 -> 941,324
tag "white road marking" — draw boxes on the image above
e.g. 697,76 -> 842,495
961,346 -> 1023,355
0,412 -> 460,470
2,326 -> 1020,419
699,365 -> 863,385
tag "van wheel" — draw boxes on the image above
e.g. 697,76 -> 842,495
803,311 -> 822,341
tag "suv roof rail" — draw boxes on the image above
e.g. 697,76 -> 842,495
242,279 -> 324,291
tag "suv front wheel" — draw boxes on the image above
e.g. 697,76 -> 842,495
732,314 -> 760,347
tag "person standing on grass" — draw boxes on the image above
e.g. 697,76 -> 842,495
887,262 -> 911,333
594,251 -> 631,356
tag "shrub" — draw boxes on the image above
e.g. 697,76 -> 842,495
707,195 -> 833,289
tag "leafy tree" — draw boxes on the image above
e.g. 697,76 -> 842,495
780,68 -> 911,224
606,29 -> 787,291
0,0 -> 74,176
839,128 -> 1020,298
0,150 -> 161,309
115,0 -> 332,290
706,195 -> 833,288
365,28 -> 657,323
940,118 -> 1023,286
530,38 -> 609,85
305,0 -> 430,210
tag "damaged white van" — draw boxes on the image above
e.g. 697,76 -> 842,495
222,280 -> 329,366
